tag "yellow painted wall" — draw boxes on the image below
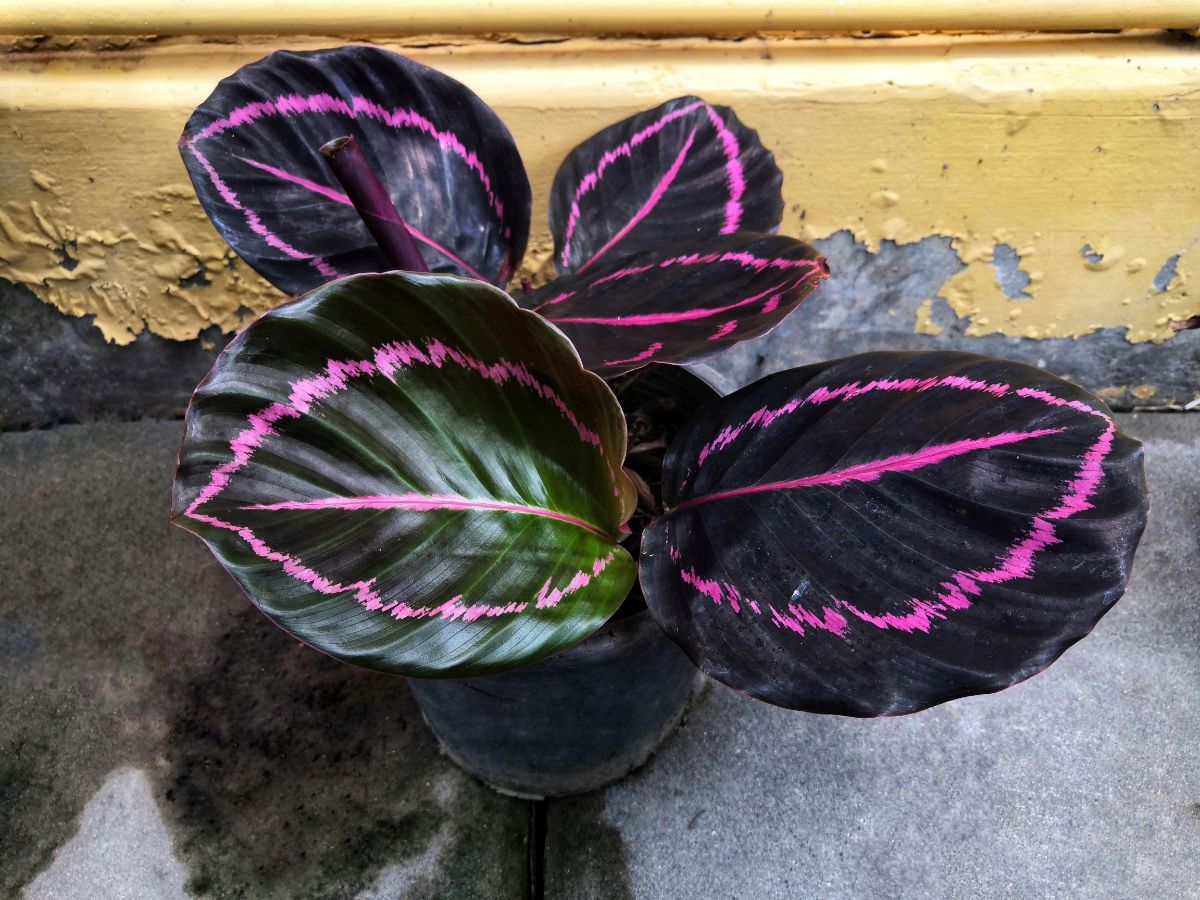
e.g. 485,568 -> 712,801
1,32 -> 1198,349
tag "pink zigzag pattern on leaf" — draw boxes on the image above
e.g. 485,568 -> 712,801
560,100 -> 748,270
577,127 -> 699,273
535,551 -> 618,609
668,378 -> 1116,640
697,373 -> 1013,467
703,105 -> 746,234
560,101 -> 705,269
185,336 -> 624,622
185,92 -> 510,278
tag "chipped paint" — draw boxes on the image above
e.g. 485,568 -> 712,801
0,167 -> 276,343
0,31 -> 1198,346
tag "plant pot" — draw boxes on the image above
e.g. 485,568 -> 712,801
407,364 -> 726,798
407,608 -> 699,798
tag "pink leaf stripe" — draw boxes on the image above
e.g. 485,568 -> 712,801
576,128 -> 698,274
236,155 -> 486,280
190,146 -> 339,279
705,104 -> 746,234
560,100 -> 744,270
670,377 -> 1117,640
602,342 -> 664,368
542,253 -> 827,329
673,427 -> 1067,511
587,249 -> 825,289
185,337 -> 623,623
242,493 -> 612,540
546,278 -> 797,328
530,291 -> 576,313
186,92 -> 508,276
698,373 -> 1013,467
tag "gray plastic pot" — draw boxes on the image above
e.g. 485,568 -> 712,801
407,608 -> 699,798
406,364 -> 731,799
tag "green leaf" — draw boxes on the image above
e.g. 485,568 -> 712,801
172,273 -> 637,677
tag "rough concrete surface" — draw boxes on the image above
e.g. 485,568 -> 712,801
0,279 -> 225,430
547,413 -> 1200,900
1,413 -> 1197,899
4,230 -> 1198,430
0,422 -> 529,899
713,232 -> 1200,411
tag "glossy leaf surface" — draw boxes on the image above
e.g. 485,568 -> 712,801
641,351 -> 1148,716
525,233 -> 828,377
172,273 -> 636,677
180,46 -> 531,295
549,97 -> 784,275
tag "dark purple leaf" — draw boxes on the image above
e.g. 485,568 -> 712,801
641,351 -> 1148,716
180,46 -> 531,295
172,273 -> 637,678
525,233 -> 828,376
549,96 -> 784,276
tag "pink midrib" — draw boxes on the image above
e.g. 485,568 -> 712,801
673,427 -> 1067,512
545,272 -> 811,327
576,127 -> 698,273
242,493 -> 612,540
560,101 -> 705,269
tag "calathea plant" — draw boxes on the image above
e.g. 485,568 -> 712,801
172,46 -> 1148,719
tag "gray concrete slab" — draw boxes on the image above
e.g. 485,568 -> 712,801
0,421 -> 530,898
4,413 -> 1197,899
546,413 -> 1200,900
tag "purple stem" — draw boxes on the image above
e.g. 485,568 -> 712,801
319,135 -> 427,273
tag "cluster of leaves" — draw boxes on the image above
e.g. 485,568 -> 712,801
172,46 -> 1148,716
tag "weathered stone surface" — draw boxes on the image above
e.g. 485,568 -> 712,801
0,421 -> 529,898
711,232 -> 1200,411
546,413 -> 1200,899
0,279 -> 225,430
5,231 -> 1197,431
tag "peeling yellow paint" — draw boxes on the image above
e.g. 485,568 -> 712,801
913,299 -> 944,336
0,168 -> 276,342
1131,384 -> 1159,400
1,31 -> 1198,345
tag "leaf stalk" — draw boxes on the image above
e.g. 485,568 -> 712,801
319,134 -> 427,273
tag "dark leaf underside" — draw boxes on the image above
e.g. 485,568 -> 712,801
641,351 -> 1148,716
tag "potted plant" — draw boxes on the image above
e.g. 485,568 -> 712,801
171,46 -> 1150,798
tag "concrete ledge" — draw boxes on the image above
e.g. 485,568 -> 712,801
1,31 -> 1197,407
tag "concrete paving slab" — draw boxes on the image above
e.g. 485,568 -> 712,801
0,421 -> 530,898
547,413 -> 1200,900
4,412 -> 1196,899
